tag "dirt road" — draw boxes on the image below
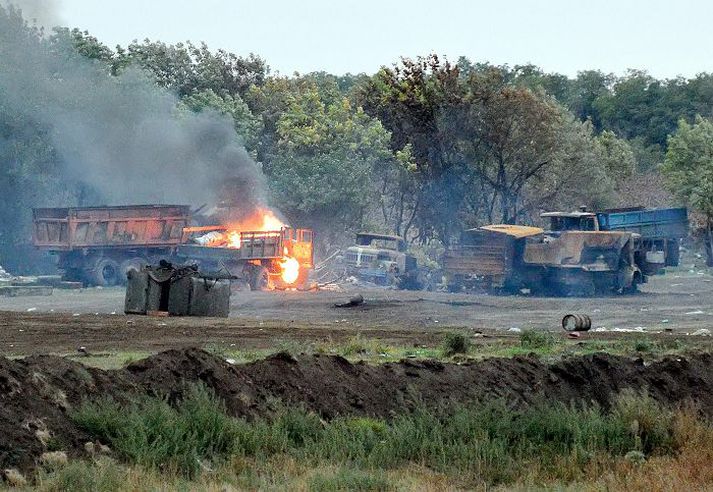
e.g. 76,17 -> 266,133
0,271 -> 712,355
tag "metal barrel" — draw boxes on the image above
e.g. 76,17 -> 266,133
562,314 -> 592,332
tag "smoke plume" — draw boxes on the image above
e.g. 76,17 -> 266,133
0,3 -> 267,210
2,0 -> 61,28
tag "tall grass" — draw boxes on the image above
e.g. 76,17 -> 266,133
520,330 -> 558,350
72,385 -> 251,477
68,385 -> 693,488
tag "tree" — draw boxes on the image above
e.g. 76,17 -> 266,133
594,130 -> 636,184
122,40 -> 267,99
662,116 -> 713,265
358,56 -> 612,243
357,55 -> 474,244
567,70 -> 612,130
269,86 -> 394,246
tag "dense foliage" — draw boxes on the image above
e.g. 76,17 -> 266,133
2,4 -> 711,268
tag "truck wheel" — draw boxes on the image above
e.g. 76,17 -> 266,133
119,257 -> 147,283
90,258 -> 121,286
250,266 -> 272,291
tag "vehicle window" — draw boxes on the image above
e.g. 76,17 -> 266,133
357,236 -> 399,250
581,218 -> 595,231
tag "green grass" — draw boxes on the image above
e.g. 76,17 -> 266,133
520,330 -> 558,350
71,385 -> 249,478
66,351 -> 152,370
308,468 -> 393,491
68,385 -> 683,487
64,332 -> 710,372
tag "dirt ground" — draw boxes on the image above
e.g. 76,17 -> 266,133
0,270 -> 712,355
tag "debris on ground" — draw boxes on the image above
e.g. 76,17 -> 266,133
0,266 -> 78,296
690,329 -> 712,336
334,294 -> 364,308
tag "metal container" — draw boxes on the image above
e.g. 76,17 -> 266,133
187,277 -> 230,317
562,314 -> 592,332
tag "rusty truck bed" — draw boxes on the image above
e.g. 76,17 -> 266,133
32,205 -> 191,250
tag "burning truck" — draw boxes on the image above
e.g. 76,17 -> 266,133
32,204 -> 313,289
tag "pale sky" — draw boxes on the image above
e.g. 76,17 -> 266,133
54,0 -> 713,78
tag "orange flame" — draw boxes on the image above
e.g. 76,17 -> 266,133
198,208 -> 303,286
226,208 -> 286,233
280,256 -> 300,284
227,231 -> 241,249
223,208 -> 286,249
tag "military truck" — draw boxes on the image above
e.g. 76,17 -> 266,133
444,206 -> 688,296
444,225 -> 641,296
343,233 -> 422,289
32,205 -> 314,289
32,205 -> 191,286
541,207 -> 688,274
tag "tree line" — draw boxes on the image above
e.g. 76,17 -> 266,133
2,5 -> 713,269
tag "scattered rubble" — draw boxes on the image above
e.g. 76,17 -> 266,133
0,266 -> 82,297
334,294 -> 365,308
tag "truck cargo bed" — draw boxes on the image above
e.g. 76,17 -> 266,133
33,205 -> 191,250
597,207 -> 688,239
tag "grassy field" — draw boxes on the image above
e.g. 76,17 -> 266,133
23,385 -> 713,491
13,331 -> 709,490
66,330 -> 713,370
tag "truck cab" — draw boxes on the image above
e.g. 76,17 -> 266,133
344,233 -> 417,287
540,211 -> 600,234
541,206 -> 689,275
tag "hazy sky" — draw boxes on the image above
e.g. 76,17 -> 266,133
53,0 -> 713,78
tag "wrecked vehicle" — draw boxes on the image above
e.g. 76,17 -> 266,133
32,204 -> 314,289
444,207 -> 689,296
344,233 -> 422,289
541,206 -> 688,273
444,225 -> 643,296
178,226 -> 314,291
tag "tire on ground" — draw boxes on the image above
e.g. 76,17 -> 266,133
89,257 -> 121,287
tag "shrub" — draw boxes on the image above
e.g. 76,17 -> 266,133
440,332 -> 470,356
69,387 -> 685,486
520,330 -> 557,350
633,339 -> 653,352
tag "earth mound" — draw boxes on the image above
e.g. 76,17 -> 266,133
2,348 -> 712,473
